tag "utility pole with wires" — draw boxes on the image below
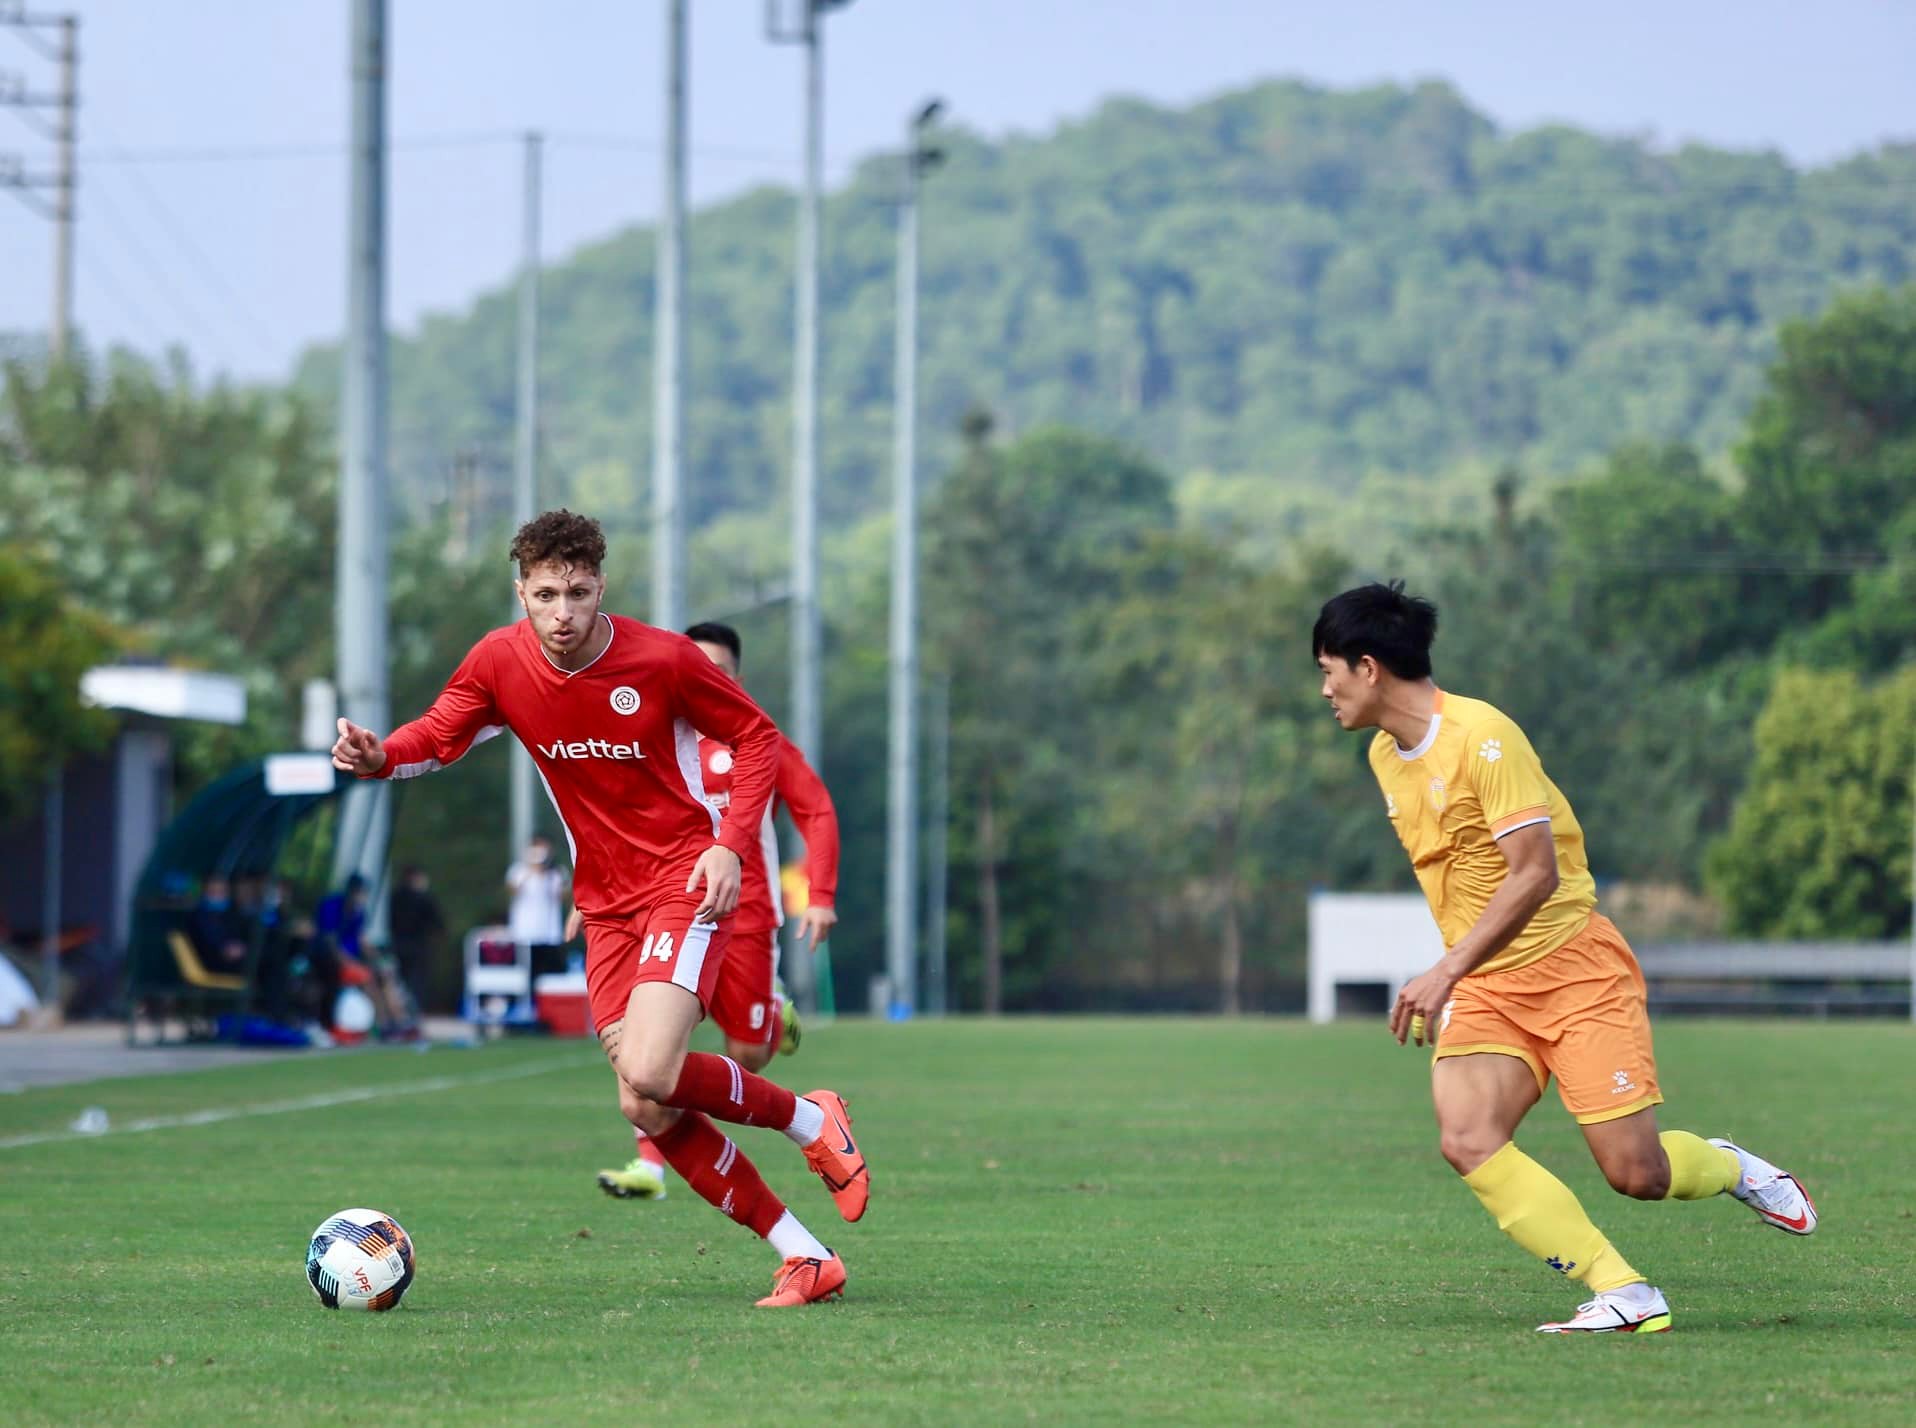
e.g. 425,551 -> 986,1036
3,4 -> 77,1019
765,0 -> 855,1016
0,5 -> 79,360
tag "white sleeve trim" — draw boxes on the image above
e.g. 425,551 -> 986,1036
388,723 -> 505,780
1492,815 -> 1551,840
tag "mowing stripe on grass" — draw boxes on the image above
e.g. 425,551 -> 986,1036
0,1052 -> 585,1151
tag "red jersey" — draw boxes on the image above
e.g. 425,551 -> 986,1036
367,614 -> 778,918
698,732 -> 839,934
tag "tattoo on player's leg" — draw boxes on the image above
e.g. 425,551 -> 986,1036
598,1021 -> 623,1065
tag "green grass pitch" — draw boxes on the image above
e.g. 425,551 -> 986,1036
3,1018 -> 1913,1425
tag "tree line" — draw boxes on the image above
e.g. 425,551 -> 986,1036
5,285 -> 1912,1010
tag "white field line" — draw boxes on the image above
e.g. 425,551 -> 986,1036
0,1053 -> 585,1151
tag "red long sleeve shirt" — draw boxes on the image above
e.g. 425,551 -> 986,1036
696,732 -> 839,934
365,614 -> 778,918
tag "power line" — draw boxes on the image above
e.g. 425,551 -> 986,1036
69,133 -> 1916,193
75,171 -> 229,357
88,143 -> 281,367
75,130 -> 518,165
76,130 -> 851,172
72,229 -> 168,352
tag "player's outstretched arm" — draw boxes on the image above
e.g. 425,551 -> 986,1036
331,717 -> 388,776
347,636 -> 505,782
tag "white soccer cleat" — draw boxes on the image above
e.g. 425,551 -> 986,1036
1710,1137 -> 1818,1235
1537,1284 -> 1672,1335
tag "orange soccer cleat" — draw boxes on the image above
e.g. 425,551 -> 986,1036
800,1089 -> 869,1223
755,1252 -> 847,1307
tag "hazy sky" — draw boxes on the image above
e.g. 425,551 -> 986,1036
2,0 -> 1911,380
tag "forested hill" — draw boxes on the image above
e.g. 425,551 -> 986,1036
297,78 -> 1916,538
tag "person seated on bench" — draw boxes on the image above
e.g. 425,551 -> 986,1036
313,874 -> 414,1038
189,876 -> 249,973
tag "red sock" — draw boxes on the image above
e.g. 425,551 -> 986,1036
631,1130 -> 666,1168
650,1110 -> 786,1238
664,1051 -> 798,1130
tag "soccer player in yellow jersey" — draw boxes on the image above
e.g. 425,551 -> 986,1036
1313,582 -> 1818,1334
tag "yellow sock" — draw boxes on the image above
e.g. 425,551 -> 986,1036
1462,1142 -> 1645,1293
1660,1130 -> 1741,1200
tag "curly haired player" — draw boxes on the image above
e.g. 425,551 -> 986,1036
332,510 -> 867,1307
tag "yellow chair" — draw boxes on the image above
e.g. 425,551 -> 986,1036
165,929 -> 249,992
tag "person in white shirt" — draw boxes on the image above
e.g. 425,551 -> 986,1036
506,834 -> 569,976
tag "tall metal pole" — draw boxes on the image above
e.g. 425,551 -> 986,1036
767,0 -> 852,1014
508,129 -> 542,860
788,4 -> 823,771
885,105 -> 941,1018
332,0 -> 391,895
49,13 -> 74,358
924,670 -> 950,1015
650,0 -> 688,632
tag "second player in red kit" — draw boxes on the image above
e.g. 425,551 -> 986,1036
598,621 -> 843,1206
688,621 -> 839,1062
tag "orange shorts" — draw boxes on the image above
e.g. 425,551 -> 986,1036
1433,914 -> 1663,1125
708,928 -> 781,1050
582,894 -> 731,1034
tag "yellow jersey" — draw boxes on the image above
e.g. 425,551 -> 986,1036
1367,690 -> 1595,975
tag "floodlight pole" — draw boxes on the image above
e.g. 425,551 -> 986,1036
651,0 -> 687,632
332,0 -> 391,903
924,670 -> 950,1014
766,0 -> 854,1013
508,129 -> 542,860
885,99 -> 944,1020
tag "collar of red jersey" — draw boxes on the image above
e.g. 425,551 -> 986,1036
534,611 -> 616,676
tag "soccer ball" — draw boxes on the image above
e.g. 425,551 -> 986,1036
306,1207 -> 416,1311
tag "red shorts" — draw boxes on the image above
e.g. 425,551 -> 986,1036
582,893 -> 732,1034
709,927 -> 780,1049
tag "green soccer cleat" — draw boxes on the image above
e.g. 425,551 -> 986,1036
596,1157 -> 667,1200
780,995 -> 802,1056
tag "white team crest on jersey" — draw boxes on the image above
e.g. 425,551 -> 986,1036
609,685 -> 641,716
1428,776 -> 1446,811
1385,793 -> 1398,819
709,749 -> 734,775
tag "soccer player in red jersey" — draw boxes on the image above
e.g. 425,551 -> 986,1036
598,620 -> 840,1202
330,511 -> 867,1307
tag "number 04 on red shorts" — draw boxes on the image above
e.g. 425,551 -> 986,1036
582,893 -> 732,1033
